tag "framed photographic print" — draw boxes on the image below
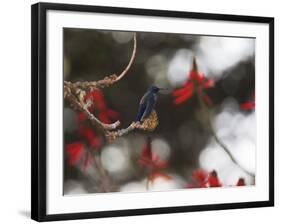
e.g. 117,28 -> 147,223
31,2 -> 274,222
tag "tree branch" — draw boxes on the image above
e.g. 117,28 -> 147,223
67,33 -> 137,90
64,85 -> 121,131
115,33 -> 137,82
196,90 -> 255,178
64,33 -> 137,136
106,110 -> 159,142
64,33 -> 158,142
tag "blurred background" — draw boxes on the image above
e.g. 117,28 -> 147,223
63,28 -> 255,194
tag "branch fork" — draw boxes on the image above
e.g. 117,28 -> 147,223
64,33 -> 157,142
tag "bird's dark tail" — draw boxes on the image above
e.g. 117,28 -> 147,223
135,115 -> 141,122
135,104 -> 146,122
135,112 -> 143,122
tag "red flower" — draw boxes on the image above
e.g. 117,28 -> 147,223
138,138 -> 171,183
187,169 -> 221,188
138,138 -> 168,170
207,170 -> 222,187
65,125 -> 101,170
78,90 -> 119,123
65,142 -> 95,171
236,178 -> 246,186
187,169 -> 248,189
65,142 -> 84,166
191,169 -> 208,188
173,58 -> 214,105
78,126 -> 101,149
240,93 -> 255,111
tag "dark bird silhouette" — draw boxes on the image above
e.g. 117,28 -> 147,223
135,86 -> 165,122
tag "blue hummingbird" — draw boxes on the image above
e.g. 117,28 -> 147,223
135,86 -> 165,122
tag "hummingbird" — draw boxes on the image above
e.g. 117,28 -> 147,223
135,86 -> 165,122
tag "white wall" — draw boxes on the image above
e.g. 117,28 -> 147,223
0,0 -> 279,223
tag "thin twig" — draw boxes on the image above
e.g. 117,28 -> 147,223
105,123 -> 136,141
196,91 -> 255,178
67,32 -> 137,90
145,178 -> 150,190
83,105 -> 120,130
115,33 -> 137,82
93,152 -> 112,192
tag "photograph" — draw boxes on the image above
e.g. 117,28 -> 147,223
0,0 -> 277,223
63,29 -> 256,194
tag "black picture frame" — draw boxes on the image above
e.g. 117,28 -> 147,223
31,2 -> 274,222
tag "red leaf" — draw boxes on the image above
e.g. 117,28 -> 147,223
192,169 -> 208,185
207,170 -> 222,187
65,142 -> 84,166
138,138 -> 168,170
236,178 -> 246,186
141,139 -> 152,159
106,109 -> 119,120
240,102 -> 255,111
152,154 -> 168,169
138,141 -> 153,167
190,70 -> 205,83
203,79 -> 215,88
92,90 -> 107,110
189,169 -> 222,188
91,90 -> 104,101
172,59 -> 214,106
240,92 -> 255,111
84,90 -> 119,124
173,82 -> 194,97
78,126 -> 101,149
173,86 -> 194,105
98,113 -> 111,124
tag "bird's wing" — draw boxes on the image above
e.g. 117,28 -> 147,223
139,91 -> 150,105
141,94 -> 157,121
135,92 -> 150,121
135,103 -> 146,122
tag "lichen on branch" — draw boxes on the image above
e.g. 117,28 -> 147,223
106,110 -> 159,142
